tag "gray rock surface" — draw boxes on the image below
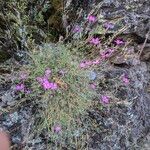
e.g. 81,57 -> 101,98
64,0 -> 150,40
88,62 -> 150,149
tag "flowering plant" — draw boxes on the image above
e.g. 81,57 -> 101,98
20,43 -> 97,144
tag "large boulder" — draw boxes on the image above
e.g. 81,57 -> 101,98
64,0 -> 150,40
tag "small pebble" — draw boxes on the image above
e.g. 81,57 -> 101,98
88,71 -> 97,80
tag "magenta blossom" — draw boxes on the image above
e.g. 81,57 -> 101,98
92,58 -> 101,65
101,95 -> 110,104
59,69 -> 66,76
36,77 -> 44,83
42,78 -> 51,90
89,37 -> 100,45
89,83 -> 96,89
48,82 -> 58,90
53,125 -> 62,133
85,60 -> 92,66
79,60 -> 93,69
121,74 -> 130,85
100,48 -> 114,59
25,89 -> 31,94
80,59 -> 101,69
114,38 -> 125,45
103,22 -> 114,29
37,77 -> 58,90
44,68 -> 51,78
87,15 -> 97,23
42,80 -> 58,90
19,72 -> 28,80
79,62 -> 87,68
73,25 -> 81,33
15,84 -> 25,91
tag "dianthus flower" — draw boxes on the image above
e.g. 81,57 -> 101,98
44,68 -> 51,78
92,58 -> 101,65
79,62 -> 87,68
48,82 -> 58,90
89,83 -> 96,89
103,22 -> 114,29
25,89 -> 31,94
100,48 -> 114,59
59,69 -> 66,76
36,77 -> 44,83
36,77 -> 58,90
87,15 -> 97,23
15,83 -> 25,91
114,38 -> 124,45
42,78 -> 52,90
121,74 -> 130,85
85,60 -> 92,66
89,37 -> 100,45
53,125 -> 62,133
73,25 -> 81,33
79,60 -> 92,68
101,95 -> 110,104
19,72 -> 28,80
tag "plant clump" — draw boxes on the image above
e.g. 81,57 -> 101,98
14,43 -> 97,148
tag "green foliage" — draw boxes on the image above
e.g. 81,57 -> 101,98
24,43 -> 96,148
0,0 -> 63,54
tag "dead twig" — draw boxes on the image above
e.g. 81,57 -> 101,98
138,29 -> 150,58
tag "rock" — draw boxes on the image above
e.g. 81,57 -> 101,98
12,135 -> 22,144
1,91 -> 16,106
64,0 -> 150,41
88,62 -> 150,149
140,44 -> 150,62
88,71 -> 97,80
9,112 -> 19,123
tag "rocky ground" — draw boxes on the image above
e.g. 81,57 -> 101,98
0,0 -> 150,149
89,61 -> 150,150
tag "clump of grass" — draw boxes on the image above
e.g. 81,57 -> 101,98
21,43 -> 96,147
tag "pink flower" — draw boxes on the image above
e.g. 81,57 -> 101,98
121,74 -> 129,85
101,95 -> 110,104
114,38 -> 124,45
87,15 -> 97,23
15,84 -> 25,91
89,37 -> 100,45
92,58 -> 101,65
79,62 -> 87,68
25,89 -> 31,94
100,48 -> 114,59
89,83 -> 96,89
44,68 -> 51,78
37,77 -> 58,90
73,25 -> 81,33
19,72 -> 28,80
48,82 -> 58,90
53,125 -> 61,133
79,60 -> 92,69
42,80 -> 58,90
85,60 -> 92,66
42,79 -> 51,90
103,22 -> 114,29
59,69 -> 66,76
36,77 -> 44,83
